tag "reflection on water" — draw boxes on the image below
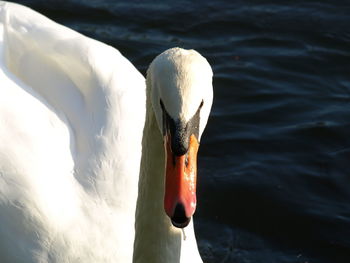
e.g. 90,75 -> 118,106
14,0 -> 350,262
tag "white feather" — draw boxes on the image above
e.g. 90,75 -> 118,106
0,2 -> 145,262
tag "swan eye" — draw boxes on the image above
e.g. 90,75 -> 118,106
160,99 -> 167,135
160,99 -> 165,111
199,100 -> 204,109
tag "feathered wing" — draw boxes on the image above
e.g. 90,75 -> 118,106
0,2 -> 145,262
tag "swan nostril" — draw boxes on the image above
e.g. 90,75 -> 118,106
171,203 -> 191,228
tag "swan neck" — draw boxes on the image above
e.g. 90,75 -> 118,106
133,77 -> 182,263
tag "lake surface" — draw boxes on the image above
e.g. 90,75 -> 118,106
14,0 -> 350,262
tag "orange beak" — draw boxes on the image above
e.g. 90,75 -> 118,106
164,134 -> 199,228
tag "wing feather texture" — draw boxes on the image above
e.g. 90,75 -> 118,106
0,2 -> 146,262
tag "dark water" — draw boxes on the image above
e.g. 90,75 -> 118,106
14,0 -> 350,262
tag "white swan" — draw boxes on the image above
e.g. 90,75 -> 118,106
0,2 -> 213,263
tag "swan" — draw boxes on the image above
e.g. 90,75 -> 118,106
0,2 -> 213,263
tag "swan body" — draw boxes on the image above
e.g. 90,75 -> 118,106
0,2 -> 213,263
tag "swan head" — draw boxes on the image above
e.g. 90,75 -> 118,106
147,47 -> 213,228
